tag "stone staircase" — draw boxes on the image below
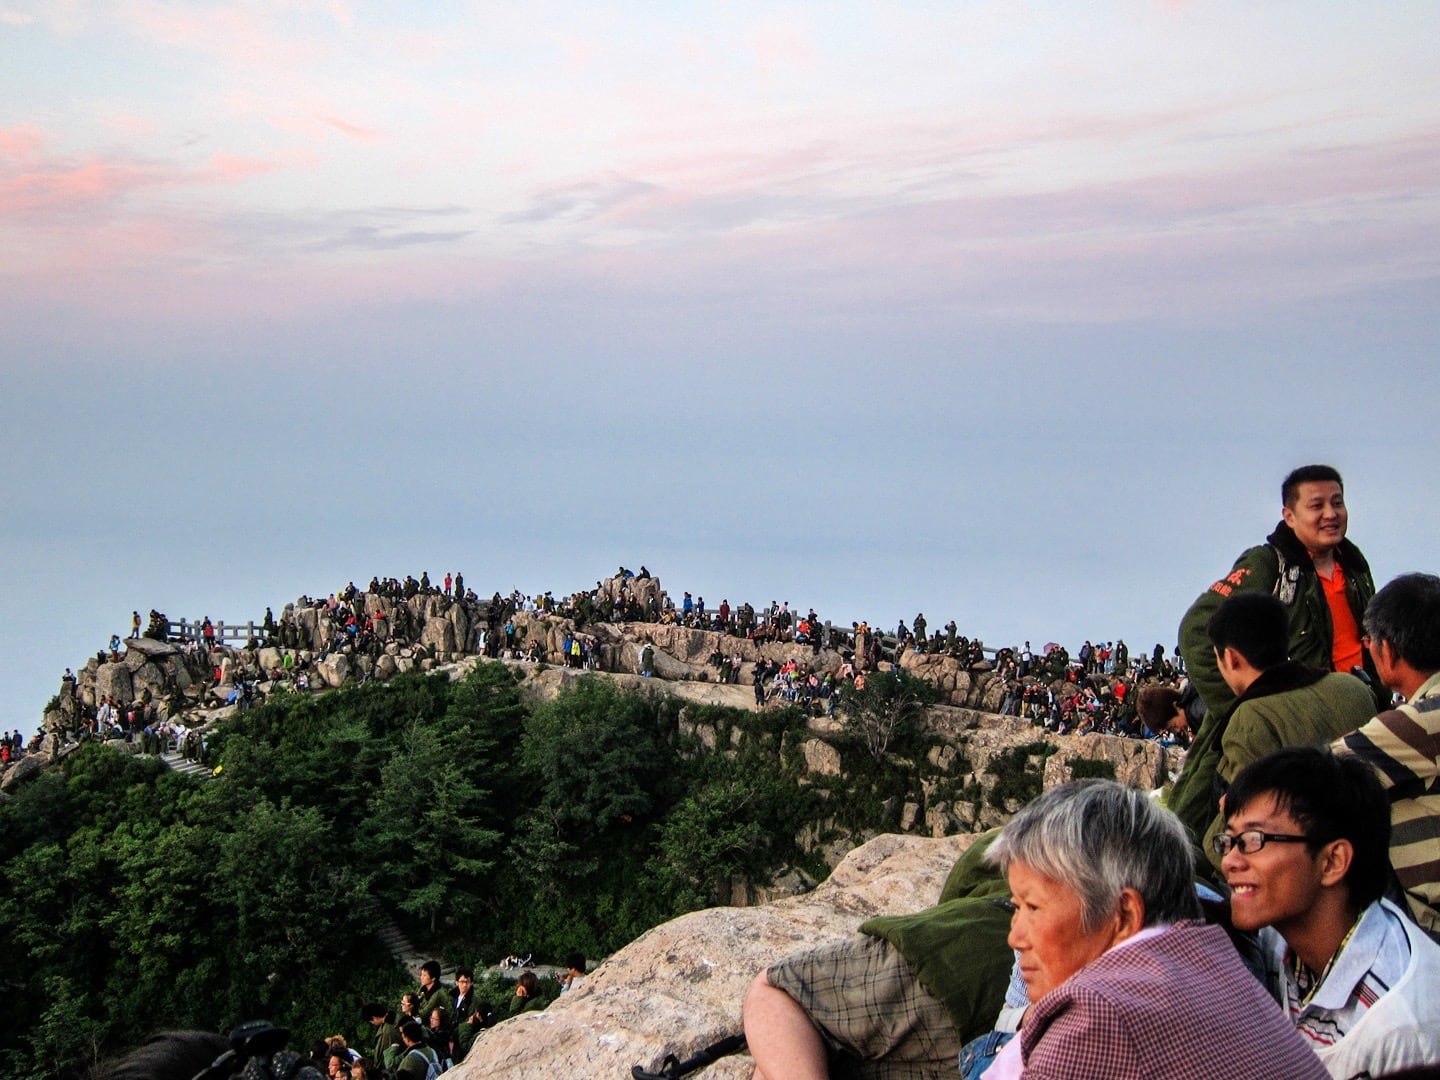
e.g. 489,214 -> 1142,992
355,898 -> 456,980
158,748 -> 211,780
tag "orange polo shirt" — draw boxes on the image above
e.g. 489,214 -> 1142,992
1321,561 -> 1364,674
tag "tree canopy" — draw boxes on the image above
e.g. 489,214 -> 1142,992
0,665 -> 819,1078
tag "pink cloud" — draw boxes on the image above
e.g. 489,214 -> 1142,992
0,157 -> 160,216
0,125 -> 45,159
0,131 -> 288,221
319,115 -> 383,142
204,154 -> 280,182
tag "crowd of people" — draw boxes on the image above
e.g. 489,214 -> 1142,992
63,463 -> 1440,1079
310,953 -> 586,1078
44,555 -> 1197,764
741,464 -> 1440,1080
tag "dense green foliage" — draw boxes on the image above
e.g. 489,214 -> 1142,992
985,742 -> 1059,809
0,665 -> 820,1078
1066,757 -> 1117,781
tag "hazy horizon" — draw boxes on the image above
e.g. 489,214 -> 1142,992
4,2 -> 1438,728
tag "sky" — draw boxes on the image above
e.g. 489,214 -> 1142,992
2,1 -> 1439,730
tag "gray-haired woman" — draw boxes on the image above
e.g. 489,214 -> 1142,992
980,779 -> 1327,1079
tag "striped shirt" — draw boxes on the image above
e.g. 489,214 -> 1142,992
1334,671 -> 1440,941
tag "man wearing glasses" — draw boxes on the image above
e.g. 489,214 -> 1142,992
1218,746 -> 1440,1079
1333,571 -> 1440,944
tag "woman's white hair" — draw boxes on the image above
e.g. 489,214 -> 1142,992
987,779 -> 1200,932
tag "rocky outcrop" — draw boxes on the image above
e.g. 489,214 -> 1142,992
899,648 -> 1006,711
452,831 -> 977,1079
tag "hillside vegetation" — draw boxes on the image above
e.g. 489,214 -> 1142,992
0,664 -> 846,1078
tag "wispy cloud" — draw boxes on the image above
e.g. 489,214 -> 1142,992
303,224 -> 472,251
319,115 -> 382,142
504,175 -> 660,225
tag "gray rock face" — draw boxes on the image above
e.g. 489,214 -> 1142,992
802,738 -> 842,776
1,754 -> 46,792
451,831 -> 976,1079
421,615 -> 457,656
122,636 -> 179,659
94,661 -> 133,704
315,654 -> 350,688
130,661 -> 164,700
446,604 -> 470,654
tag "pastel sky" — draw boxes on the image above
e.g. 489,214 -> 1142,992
2,2 -> 1439,727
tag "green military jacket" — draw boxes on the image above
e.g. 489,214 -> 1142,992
1166,663 -> 1376,882
1198,667 -> 1377,874
1177,523 -> 1380,722
416,982 -> 449,1026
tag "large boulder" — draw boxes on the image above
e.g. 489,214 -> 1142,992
130,661 -> 166,701
315,654 -> 351,689
1042,733 -> 1173,790
452,831 -> 977,1079
421,616 -> 458,656
94,661 -> 133,705
0,754 -> 47,792
446,603 -> 471,655
123,636 -> 180,660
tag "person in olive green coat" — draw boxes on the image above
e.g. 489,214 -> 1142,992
742,832 -> 1013,1078
1168,591 -> 1376,882
507,971 -> 547,1017
360,1002 -> 402,1067
415,960 -> 449,1026
1177,464 -> 1383,724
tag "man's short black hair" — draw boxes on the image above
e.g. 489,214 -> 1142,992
564,951 -> 586,973
1282,464 -> 1343,508
1364,573 -> 1440,672
1206,591 -> 1289,672
1226,747 -> 1390,909
456,967 -> 474,982
399,1021 -> 424,1045
420,960 -> 441,981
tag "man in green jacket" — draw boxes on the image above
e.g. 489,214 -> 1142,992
415,960 -> 449,1024
1166,591 -> 1375,879
1178,465 -> 1383,722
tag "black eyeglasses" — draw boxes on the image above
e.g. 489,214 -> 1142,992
1211,830 -> 1311,857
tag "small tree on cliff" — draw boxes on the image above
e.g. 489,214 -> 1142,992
842,669 -> 938,761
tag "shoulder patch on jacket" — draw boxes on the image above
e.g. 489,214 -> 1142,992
1210,566 -> 1252,597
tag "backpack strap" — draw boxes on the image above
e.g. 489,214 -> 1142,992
1270,543 -> 1301,606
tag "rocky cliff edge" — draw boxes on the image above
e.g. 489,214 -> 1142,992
452,830 -> 977,1078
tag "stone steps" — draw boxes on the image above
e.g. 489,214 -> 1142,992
357,897 -> 447,978
158,749 -> 211,780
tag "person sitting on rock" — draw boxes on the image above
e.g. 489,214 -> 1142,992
508,971 -> 547,1017
742,833 -> 1014,1079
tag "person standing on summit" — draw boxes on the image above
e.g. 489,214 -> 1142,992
1178,464 -> 1383,723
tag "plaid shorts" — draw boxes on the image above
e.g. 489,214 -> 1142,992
766,933 -> 959,1080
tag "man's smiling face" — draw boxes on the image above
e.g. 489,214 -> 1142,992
1221,793 -> 1325,936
